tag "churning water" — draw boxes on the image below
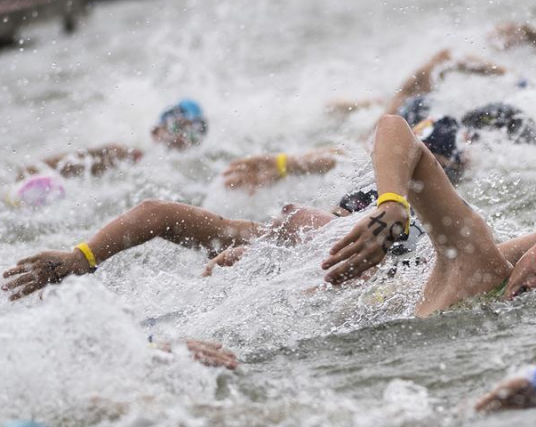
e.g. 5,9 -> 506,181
1,0 -> 536,425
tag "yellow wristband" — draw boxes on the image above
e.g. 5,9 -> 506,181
75,242 -> 98,269
377,192 -> 411,235
275,153 -> 288,178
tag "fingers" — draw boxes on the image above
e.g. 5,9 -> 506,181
322,240 -> 365,270
475,391 -> 500,412
328,228 -> 361,256
505,276 -> 536,300
223,173 -> 248,190
3,264 -> 31,278
187,340 -> 238,370
3,254 -> 44,279
202,259 -> 217,277
3,273 -> 35,291
324,251 -> 378,285
194,347 -> 238,370
9,281 -> 44,301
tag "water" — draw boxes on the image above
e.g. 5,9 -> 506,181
1,0 -> 536,425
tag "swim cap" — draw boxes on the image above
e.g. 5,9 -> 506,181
461,103 -> 536,144
159,99 -> 207,131
413,116 -> 462,161
5,175 -> 66,208
397,95 -> 432,127
338,189 -> 378,213
157,98 -> 208,146
177,99 -> 203,120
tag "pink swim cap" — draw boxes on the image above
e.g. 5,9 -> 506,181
7,176 -> 66,208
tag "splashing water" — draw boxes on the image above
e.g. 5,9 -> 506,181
2,0 -> 536,426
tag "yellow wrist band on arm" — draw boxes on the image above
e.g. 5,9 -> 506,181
275,153 -> 288,178
377,192 -> 411,235
75,242 -> 98,270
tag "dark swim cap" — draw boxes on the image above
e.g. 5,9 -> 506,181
413,116 -> 461,160
397,95 -> 432,127
338,189 -> 378,213
461,103 -> 536,144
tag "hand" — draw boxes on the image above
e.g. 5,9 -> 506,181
202,246 -> 247,277
504,245 -> 536,300
321,203 -> 407,285
223,155 -> 282,192
2,250 -> 91,301
475,377 -> 536,412
186,340 -> 238,370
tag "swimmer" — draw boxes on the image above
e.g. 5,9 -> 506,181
223,100 -> 536,192
4,115 -> 536,316
6,99 -> 208,208
222,50 -> 509,191
17,99 -> 208,181
328,49 -> 506,118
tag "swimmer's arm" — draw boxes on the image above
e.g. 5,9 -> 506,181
83,200 -> 261,263
3,201 -> 263,299
325,98 -> 384,115
498,232 -> 536,266
223,147 -> 344,191
323,115 -> 510,308
383,49 -> 453,115
383,49 -> 505,116
445,55 -> 506,77
18,143 -> 142,179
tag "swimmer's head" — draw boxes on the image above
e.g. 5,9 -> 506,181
338,189 -> 378,214
5,175 -> 66,209
151,99 -> 208,150
397,95 -> 432,127
413,116 -> 465,183
461,103 -> 536,144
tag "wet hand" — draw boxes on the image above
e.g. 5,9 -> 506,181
223,155 -> 282,192
475,377 -> 536,412
504,245 -> 536,300
321,203 -> 407,285
2,250 -> 91,301
202,246 -> 247,277
186,340 -> 238,370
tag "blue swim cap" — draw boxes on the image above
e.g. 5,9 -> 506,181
177,99 -> 203,120
3,421 -> 49,427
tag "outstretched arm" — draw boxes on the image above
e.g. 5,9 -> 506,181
223,147 -> 342,192
18,143 -> 143,180
384,49 -> 506,116
322,115 -> 511,315
2,200 -> 263,300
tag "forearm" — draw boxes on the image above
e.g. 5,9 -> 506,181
452,56 -> 506,76
372,115 -> 422,196
287,148 -> 340,176
43,144 -> 136,178
85,200 -> 263,264
499,232 -> 536,266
